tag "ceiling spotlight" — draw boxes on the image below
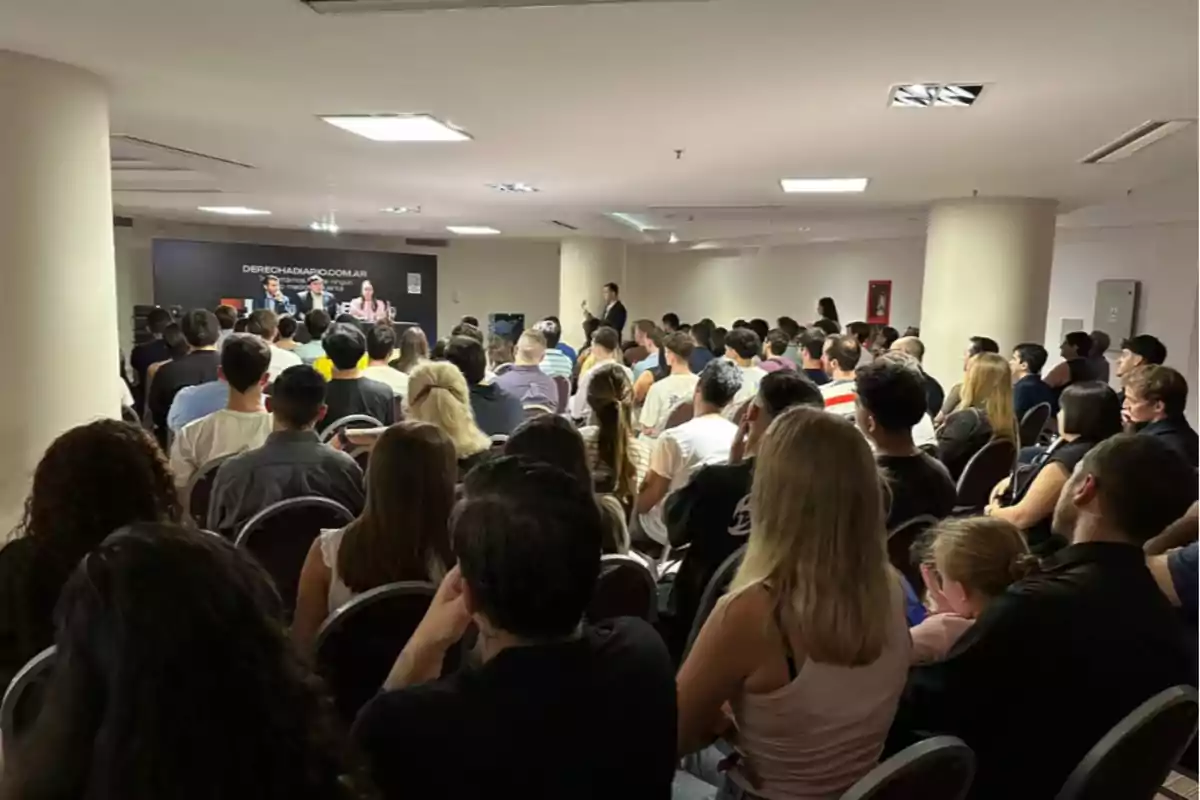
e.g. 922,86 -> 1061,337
668,232 -> 679,244
198,206 -> 271,216
320,113 -> 472,142
779,178 -> 869,194
489,182 -> 539,193
890,83 -> 984,108
447,225 -> 501,235
309,220 -> 340,234
381,206 -> 421,214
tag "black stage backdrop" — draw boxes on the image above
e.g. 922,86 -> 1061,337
152,239 -> 438,338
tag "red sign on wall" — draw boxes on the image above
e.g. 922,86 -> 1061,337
867,280 -> 892,324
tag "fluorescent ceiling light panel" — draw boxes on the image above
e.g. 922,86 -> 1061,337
890,83 -> 984,108
320,114 -> 471,142
447,225 -> 500,235
779,178 -> 869,193
489,182 -> 539,193
198,205 -> 271,216
606,211 -> 655,232
381,206 -> 421,214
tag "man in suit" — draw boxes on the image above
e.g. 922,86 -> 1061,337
582,282 -> 627,339
259,274 -> 295,315
295,274 -> 339,320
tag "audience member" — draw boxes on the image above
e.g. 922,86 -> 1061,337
760,329 -> 797,374
450,321 -> 484,344
487,334 -> 514,375
429,336 -> 449,361
148,309 -> 221,440
1009,342 -> 1057,421
293,422 -> 457,654
988,381 -> 1122,549
352,457 -> 675,799
390,326 -> 430,374
747,318 -> 770,345
819,334 -> 861,419
361,323 -> 409,399
579,363 -> 651,507
846,321 -> 873,366
796,328 -> 831,386
811,317 -> 840,336
910,518 -> 1033,664
0,420 -> 182,690
540,315 -> 576,364
247,308 -> 302,381
145,322 -> 191,397
207,365 -> 365,538
534,318 -> 574,379
1045,330 -> 1097,391
724,327 -> 767,410
937,353 -> 1017,481
0,524 -> 364,800
319,323 -> 396,432
677,408 -> 909,798
662,312 -> 681,333
856,354 -> 957,529
494,329 -> 560,410
233,318 -> 250,334
874,325 -> 901,354
777,316 -> 802,361
166,366 -> 230,435
407,361 -> 493,476
569,326 -> 631,420
710,326 -> 727,357
891,336 -> 945,418
1088,329 -> 1112,383
664,371 -> 823,659
815,296 -> 841,331
1122,364 -> 1198,465
631,319 -> 662,379
1115,334 -> 1168,387
214,303 -> 238,346
1147,504 -> 1199,625
637,359 -> 742,545
446,335 -> 522,436
938,336 -> 1000,420
276,313 -> 299,351
460,315 -> 480,328
295,309 -> 332,365
688,319 -> 717,373
170,334 -> 274,490
572,317 -> 602,383
130,306 -> 173,412
892,434 -> 1198,800
639,331 -> 699,436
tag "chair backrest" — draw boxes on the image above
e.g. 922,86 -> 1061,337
1055,685 -> 1199,800
185,453 -> 235,529
1,646 -> 56,750
553,376 -> 570,413
955,438 -> 1016,511
663,401 -> 695,432
840,736 -> 975,800
1019,402 -> 1053,448
314,581 -> 438,724
235,497 -> 355,618
586,554 -> 657,624
887,514 -> 940,592
683,544 -> 747,661
318,414 -> 383,444
347,444 -> 372,473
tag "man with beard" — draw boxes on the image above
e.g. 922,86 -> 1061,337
889,434 -> 1197,800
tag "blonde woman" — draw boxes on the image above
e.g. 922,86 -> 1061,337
936,352 -> 1017,481
407,361 -> 492,477
676,408 -> 910,799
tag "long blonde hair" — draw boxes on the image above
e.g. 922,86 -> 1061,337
407,362 -> 490,459
959,352 -> 1017,442
731,407 -> 893,666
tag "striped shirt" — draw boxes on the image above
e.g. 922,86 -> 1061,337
539,348 -> 573,380
820,378 -> 858,420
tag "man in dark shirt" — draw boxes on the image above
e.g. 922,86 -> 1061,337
856,353 -> 957,529
663,371 -> 823,660
795,329 -> 831,386
1122,364 -> 1198,466
1010,342 -> 1058,421
353,456 -> 676,799
446,335 -> 522,436
891,336 -> 945,419
207,365 -> 364,538
130,306 -> 173,414
318,323 -> 396,433
890,434 -> 1198,800
148,308 -> 221,442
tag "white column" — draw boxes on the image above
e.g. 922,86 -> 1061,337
0,51 -> 119,531
919,198 -> 1058,387
558,237 -> 627,349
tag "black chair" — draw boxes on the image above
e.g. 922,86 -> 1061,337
887,514 -> 940,592
954,438 -> 1016,513
1,646 -> 56,750
1019,402 -> 1053,448
587,554 -> 657,624
1055,685 -> 1199,800
184,453 -> 235,529
235,497 -> 355,618
840,736 -> 975,800
682,544 -> 747,661
318,414 -> 383,444
314,581 -> 439,725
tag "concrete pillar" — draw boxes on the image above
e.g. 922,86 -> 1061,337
558,237 -> 627,349
0,51 -> 119,531
920,198 -> 1058,387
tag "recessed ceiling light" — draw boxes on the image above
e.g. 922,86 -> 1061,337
489,182 -> 539,193
310,220 -> 340,234
779,178 -> 869,194
797,226 -> 812,232
198,205 -> 271,216
668,232 -> 679,244
447,225 -> 500,235
320,113 -> 472,142
890,83 -> 984,108
381,206 -> 421,215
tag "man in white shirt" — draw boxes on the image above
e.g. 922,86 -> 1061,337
724,327 -> 768,412
569,326 -> 631,420
640,332 -> 700,437
171,333 -> 274,492
361,323 -> 410,400
820,334 -> 862,420
247,309 -> 302,382
636,359 -> 742,545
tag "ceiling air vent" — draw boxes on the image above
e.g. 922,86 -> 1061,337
549,220 -> 579,231
110,135 -> 255,170
303,0 -> 708,12
1080,120 -> 1194,164
405,237 -> 449,248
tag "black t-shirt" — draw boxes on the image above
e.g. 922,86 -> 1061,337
877,453 -> 957,530
148,350 -> 220,433
1014,438 -> 1096,547
469,383 -> 523,436
352,617 -> 677,800
320,377 -> 396,432
802,367 -> 831,386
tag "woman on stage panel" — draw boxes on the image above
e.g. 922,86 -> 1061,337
349,280 -> 391,323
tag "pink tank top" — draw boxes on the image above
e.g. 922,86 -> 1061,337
729,580 -> 911,799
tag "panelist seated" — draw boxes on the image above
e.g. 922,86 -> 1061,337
348,280 -> 391,323
295,274 -> 338,318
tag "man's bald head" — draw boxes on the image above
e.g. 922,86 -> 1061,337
891,336 -> 925,362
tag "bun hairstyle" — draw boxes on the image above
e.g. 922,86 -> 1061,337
930,517 -> 1037,600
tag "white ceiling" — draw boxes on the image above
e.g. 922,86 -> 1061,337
1,0 -> 1196,243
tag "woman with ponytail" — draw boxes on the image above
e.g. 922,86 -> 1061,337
579,363 -> 650,508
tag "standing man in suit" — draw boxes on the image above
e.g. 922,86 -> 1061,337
582,282 -> 627,339
295,274 -> 339,320
260,274 -> 295,315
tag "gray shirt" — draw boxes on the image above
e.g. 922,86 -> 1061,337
207,429 -> 365,538
493,364 -> 560,410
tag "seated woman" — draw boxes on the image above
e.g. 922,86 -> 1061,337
0,524 -> 364,799
407,362 -> 493,477
987,381 -> 1122,550
676,408 -> 910,799
0,420 -> 182,690
936,352 -> 1018,481
578,363 -> 651,508
293,421 -> 457,654
390,326 -> 430,374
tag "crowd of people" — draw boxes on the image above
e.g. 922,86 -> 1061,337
0,285 -> 1194,799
